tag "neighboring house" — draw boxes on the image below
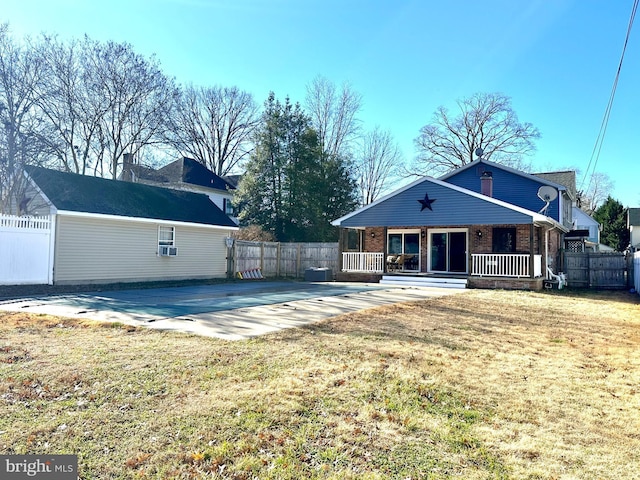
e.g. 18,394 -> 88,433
19,166 -> 238,285
565,207 -> 601,252
222,174 -> 242,189
629,208 -> 640,250
332,157 -> 571,290
121,156 -> 239,224
532,170 -> 608,252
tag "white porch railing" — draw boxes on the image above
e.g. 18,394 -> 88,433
341,252 -> 384,273
471,254 -> 542,278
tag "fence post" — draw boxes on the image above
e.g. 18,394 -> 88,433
48,214 -> 56,284
226,238 -> 234,279
276,242 -> 281,277
260,242 -> 264,272
297,243 -> 302,277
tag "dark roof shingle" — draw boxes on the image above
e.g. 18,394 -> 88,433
154,157 -> 236,191
533,171 -> 577,199
26,166 -> 237,228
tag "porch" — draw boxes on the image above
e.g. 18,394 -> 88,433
340,252 -> 543,278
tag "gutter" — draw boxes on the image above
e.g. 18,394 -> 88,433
56,210 -> 239,231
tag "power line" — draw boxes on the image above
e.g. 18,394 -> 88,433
580,0 -> 638,195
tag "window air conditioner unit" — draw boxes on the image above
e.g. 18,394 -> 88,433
159,246 -> 178,256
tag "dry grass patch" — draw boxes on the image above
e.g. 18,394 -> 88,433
1,290 -> 639,479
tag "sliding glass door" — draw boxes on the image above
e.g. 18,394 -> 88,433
428,229 -> 468,273
387,230 -> 420,272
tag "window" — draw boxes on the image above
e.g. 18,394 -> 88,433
223,198 -> 236,216
345,229 -> 361,251
492,227 -> 516,253
158,226 -> 175,246
158,226 -> 177,256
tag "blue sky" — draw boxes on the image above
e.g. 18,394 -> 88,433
3,0 -> 638,207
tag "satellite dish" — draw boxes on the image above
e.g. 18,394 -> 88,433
475,147 -> 484,158
537,186 -> 558,215
537,186 -> 558,202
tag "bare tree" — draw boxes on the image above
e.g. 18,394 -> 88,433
0,24 -> 48,213
34,35 -> 109,175
413,92 -> 540,177
355,126 -> 403,205
305,75 -> 362,160
578,171 -> 614,214
166,85 -> 259,176
82,38 -> 178,179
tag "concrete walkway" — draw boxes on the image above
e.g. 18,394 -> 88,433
0,281 -> 466,340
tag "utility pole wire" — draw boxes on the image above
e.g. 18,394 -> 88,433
580,0 -> 638,195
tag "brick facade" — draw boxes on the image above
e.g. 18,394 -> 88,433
471,224 -> 542,255
468,276 -> 544,290
362,224 -> 554,268
365,227 -> 386,253
345,224 -> 562,290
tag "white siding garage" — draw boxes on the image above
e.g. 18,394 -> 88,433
22,166 -> 238,286
54,214 -> 231,284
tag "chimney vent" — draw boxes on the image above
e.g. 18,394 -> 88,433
122,153 -> 134,182
481,171 -> 493,197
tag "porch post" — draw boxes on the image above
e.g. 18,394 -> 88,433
338,228 -> 345,272
529,224 -> 535,278
383,227 -> 388,272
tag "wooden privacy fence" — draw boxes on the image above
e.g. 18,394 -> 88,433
234,241 -> 338,278
564,252 -> 628,289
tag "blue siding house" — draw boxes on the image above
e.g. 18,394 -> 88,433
332,158 -> 571,290
440,160 -> 573,229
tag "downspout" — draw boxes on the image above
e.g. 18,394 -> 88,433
337,228 -> 345,272
529,224 -> 535,278
383,227 -> 388,272
544,225 -> 567,288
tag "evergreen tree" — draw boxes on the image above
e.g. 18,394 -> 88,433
593,196 -> 629,251
235,93 -> 357,242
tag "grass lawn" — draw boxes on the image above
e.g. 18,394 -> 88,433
1,288 -> 639,479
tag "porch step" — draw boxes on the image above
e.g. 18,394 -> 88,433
379,275 -> 467,289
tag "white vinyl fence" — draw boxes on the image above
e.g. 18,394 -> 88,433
0,214 -> 54,285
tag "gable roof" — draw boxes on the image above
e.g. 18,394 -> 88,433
25,165 -> 237,228
533,170 -> 577,200
332,174 -> 567,231
439,158 -> 569,193
572,207 -> 599,226
154,157 -> 236,191
222,174 -> 242,189
628,208 -> 640,226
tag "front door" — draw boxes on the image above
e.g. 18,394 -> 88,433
429,229 -> 468,273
